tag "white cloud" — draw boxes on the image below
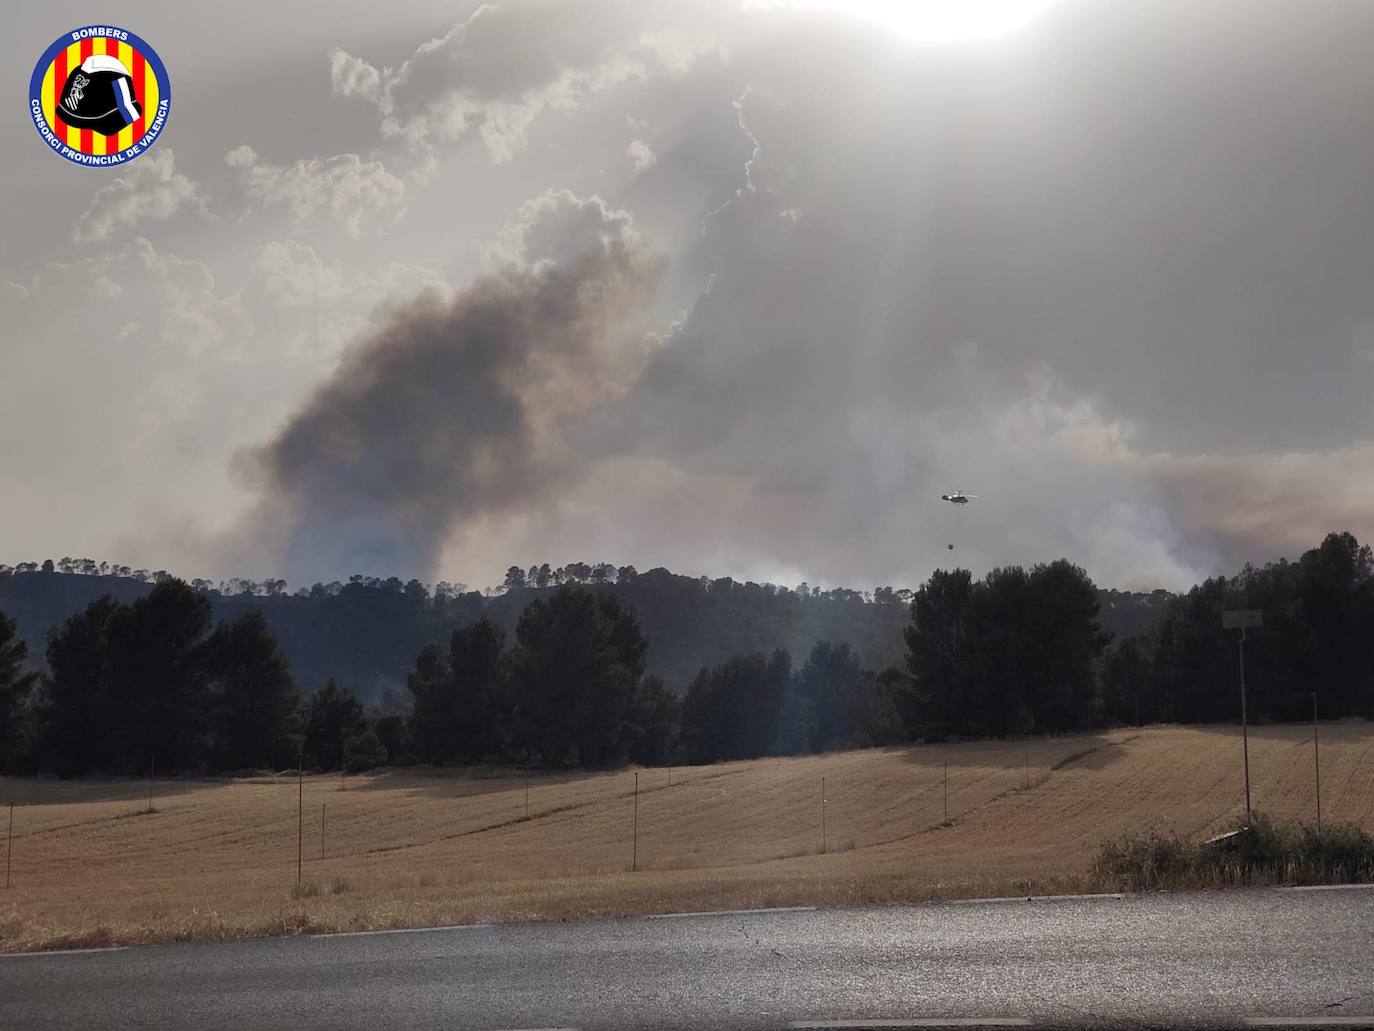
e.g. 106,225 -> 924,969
328,47 -> 382,104
332,0 -> 729,160
73,149 -> 207,244
627,138 -> 657,170
0,239 -> 249,496
242,239 -> 448,362
248,240 -> 349,308
224,144 -> 257,170
224,147 -> 406,236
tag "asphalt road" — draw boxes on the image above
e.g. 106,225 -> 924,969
3,887 -> 1372,1030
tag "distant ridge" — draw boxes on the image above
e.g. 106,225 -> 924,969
0,566 -> 1169,702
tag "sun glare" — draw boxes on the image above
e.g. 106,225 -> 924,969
801,0 -> 1057,42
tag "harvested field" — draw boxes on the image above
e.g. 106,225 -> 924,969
1,722 -> 1370,952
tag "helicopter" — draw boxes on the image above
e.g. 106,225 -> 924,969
940,491 -> 977,505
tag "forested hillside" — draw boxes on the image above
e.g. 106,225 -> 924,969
0,562 -> 1169,700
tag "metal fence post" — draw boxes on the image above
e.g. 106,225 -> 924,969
943,762 -> 948,823
1239,628 -> 1252,823
632,772 -> 639,872
1312,693 -> 1322,829
297,764 -> 303,886
321,803 -> 326,860
821,776 -> 827,855
1223,609 -> 1262,825
5,803 -> 12,890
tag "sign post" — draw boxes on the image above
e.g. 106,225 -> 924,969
1222,609 -> 1263,824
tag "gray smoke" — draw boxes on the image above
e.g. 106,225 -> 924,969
238,191 -> 661,584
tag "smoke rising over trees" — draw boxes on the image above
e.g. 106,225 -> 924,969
236,191 -> 662,585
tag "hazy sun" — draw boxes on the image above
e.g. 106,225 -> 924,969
799,0 -> 1057,42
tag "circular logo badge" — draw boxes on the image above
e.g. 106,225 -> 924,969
29,26 -> 171,167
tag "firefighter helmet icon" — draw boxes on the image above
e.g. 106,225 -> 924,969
29,26 -> 171,166
57,54 -> 143,137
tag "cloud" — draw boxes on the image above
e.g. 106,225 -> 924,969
230,191 -> 662,583
331,0 -> 729,160
328,47 -> 382,104
627,139 -> 657,171
250,0 -> 1374,591
241,239 -> 448,363
73,149 -> 207,244
0,238 -> 250,541
247,240 -> 352,309
224,146 -> 406,235
17,0 -> 1374,595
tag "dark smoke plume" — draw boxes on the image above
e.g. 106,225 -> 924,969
237,191 -> 661,584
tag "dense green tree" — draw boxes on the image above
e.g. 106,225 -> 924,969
904,568 -> 975,738
42,597 -> 121,775
370,711 -> 411,764
304,679 -> 365,771
41,583 -> 214,774
343,726 -> 388,772
905,562 -> 1109,738
624,675 -> 678,765
449,619 -> 506,761
103,579 -> 214,772
867,668 -> 908,745
406,619 -> 506,763
0,610 -> 38,772
1022,560 -> 1112,731
680,650 -> 790,763
964,565 -> 1035,736
1099,636 -> 1157,725
1151,575 -> 1234,724
508,587 -> 648,765
793,641 -> 879,752
204,611 -> 300,770
1295,532 -> 1374,718
778,648 -> 907,754
407,643 -> 452,762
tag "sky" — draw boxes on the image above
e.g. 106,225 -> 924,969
4,0 -> 1374,593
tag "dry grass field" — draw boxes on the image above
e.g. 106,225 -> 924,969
1,722 -> 1371,952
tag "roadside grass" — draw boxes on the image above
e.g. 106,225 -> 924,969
1,722 -> 1371,952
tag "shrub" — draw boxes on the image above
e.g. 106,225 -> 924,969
1295,823 -> 1374,881
1197,810 -> 1292,875
1094,828 -> 1195,887
1095,812 -> 1374,890
343,729 -> 388,773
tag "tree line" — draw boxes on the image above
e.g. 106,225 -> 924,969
0,580 -> 411,776
0,557 -> 924,608
0,531 -> 1367,777
0,576 -> 902,774
901,533 -> 1374,737
0,561 -> 948,698
1096,531 -> 1374,726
